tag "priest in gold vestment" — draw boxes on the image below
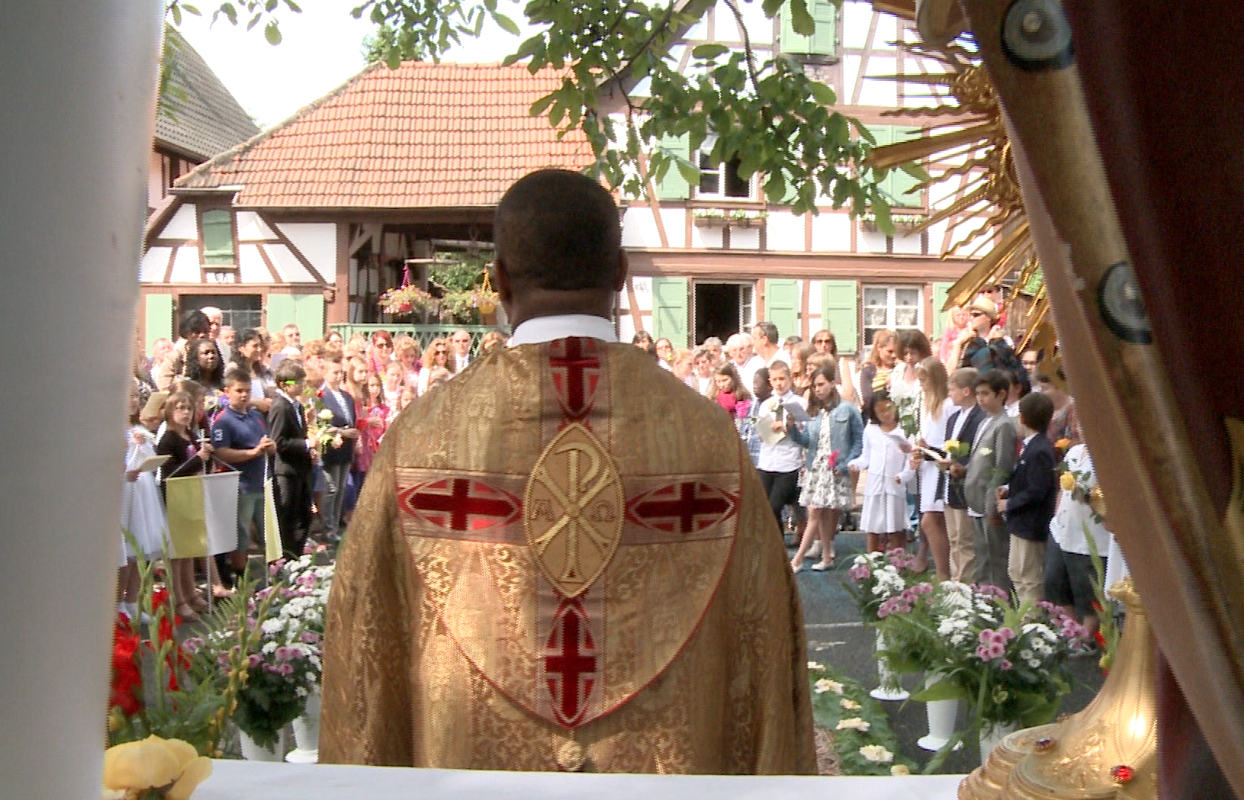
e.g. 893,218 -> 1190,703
320,169 -> 816,773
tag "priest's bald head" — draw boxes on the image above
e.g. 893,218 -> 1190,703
493,169 -> 627,326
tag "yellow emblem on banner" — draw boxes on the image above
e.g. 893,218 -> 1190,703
524,423 -> 623,598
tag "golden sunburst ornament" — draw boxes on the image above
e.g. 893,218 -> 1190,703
866,0 -> 1057,371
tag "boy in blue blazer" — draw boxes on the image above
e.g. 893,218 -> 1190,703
996,392 -> 1058,605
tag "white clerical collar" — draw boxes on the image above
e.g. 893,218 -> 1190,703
509,315 -> 618,346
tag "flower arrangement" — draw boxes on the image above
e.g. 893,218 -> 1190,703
439,288 -> 500,320
378,282 -> 434,317
874,580 -> 1087,736
807,661 -> 916,776
692,208 -> 769,224
187,559 -> 329,751
108,548 -> 252,759
942,438 -> 969,458
845,549 -> 926,625
304,391 -> 343,454
187,557 -> 334,751
1057,444 -> 1105,524
894,392 -> 921,439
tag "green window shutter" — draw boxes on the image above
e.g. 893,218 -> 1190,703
873,126 -> 924,209
144,294 -> 173,349
764,279 -> 799,343
265,294 -> 296,333
811,0 -> 838,55
932,281 -> 953,340
780,0 -> 837,56
654,134 -> 690,201
820,279 -> 858,354
201,209 -> 235,265
652,277 -> 689,346
292,293 -> 325,340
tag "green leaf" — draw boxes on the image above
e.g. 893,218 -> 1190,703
492,12 -> 520,35
789,0 -> 815,35
264,19 -> 281,44
910,679 -> 966,703
283,0 -> 301,11
181,4 -> 201,16
762,0 -> 785,17
528,94 -> 555,117
899,160 -> 931,183
809,81 -> 836,106
691,43 -> 729,60
675,159 -> 701,186
871,195 -> 894,235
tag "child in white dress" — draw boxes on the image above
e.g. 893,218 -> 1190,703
849,393 -> 914,553
118,379 -> 168,619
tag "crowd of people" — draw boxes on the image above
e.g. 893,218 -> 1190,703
120,287 -> 1110,651
120,306 -> 506,623
630,289 -> 1111,651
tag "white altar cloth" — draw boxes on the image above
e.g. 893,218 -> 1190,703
200,761 -> 965,800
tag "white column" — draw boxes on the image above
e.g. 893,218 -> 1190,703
0,2 -> 163,798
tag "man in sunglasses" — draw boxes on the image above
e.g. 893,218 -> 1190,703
322,169 -> 815,774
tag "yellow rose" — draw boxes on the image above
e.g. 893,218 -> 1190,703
1055,438 -> 1072,451
944,439 -> 960,451
102,737 -> 180,791
891,764 -> 912,776
1060,471 -> 1077,491
102,736 -> 211,799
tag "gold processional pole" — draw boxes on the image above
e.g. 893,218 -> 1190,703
947,0 -> 1244,797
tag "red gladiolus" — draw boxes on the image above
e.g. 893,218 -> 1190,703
111,617 -> 142,716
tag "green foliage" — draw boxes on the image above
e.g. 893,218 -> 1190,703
428,251 -> 492,294
171,0 -> 915,221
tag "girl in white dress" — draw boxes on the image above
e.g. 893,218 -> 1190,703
849,393 -> 915,553
911,357 -> 955,580
118,380 -> 168,619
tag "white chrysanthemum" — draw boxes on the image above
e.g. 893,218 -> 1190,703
261,641 -> 277,655
859,744 -> 893,763
807,661 -> 825,671
261,618 -> 284,635
813,678 -> 841,694
840,698 -> 861,710
836,717 -> 870,732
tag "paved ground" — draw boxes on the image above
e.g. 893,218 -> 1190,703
791,529 -> 1106,774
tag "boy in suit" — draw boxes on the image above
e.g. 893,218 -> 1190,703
268,359 -> 315,558
962,371 -> 1016,595
941,367 -> 985,582
317,357 -> 359,542
996,392 -> 1058,605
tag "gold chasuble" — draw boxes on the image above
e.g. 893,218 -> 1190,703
320,337 -> 816,773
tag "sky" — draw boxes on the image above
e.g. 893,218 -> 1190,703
176,3 -> 533,128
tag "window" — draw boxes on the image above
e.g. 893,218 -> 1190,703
692,282 -> 755,344
697,152 -> 752,199
200,208 -> 236,266
181,294 -> 263,333
862,285 -> 921,348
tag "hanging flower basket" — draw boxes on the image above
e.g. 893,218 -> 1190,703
379,268 -> 434,317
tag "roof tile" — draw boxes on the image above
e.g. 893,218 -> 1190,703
175,62 -> 593,209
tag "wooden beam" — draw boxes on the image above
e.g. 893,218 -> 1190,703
349,223 -> 380,256
626,249 -> 971,281
259,212 -> 328,286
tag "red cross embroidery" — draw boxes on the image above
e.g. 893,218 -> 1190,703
397,477 -> 521,532
544,598 -> 596,726
549,337 -> 600,422
626,481 -> 737,534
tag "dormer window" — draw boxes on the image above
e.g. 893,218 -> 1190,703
200,208 -> 236,266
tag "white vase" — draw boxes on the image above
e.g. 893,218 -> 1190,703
978,722 -> 1018,765
286,689 -> 321,764
916,674 -> 963,751
869,630 -> 910,701
238,729 -> 285,762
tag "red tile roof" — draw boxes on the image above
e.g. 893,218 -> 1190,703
174,62 -> 595,209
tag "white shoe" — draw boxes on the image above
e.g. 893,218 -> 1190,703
807,541 -> 822,560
